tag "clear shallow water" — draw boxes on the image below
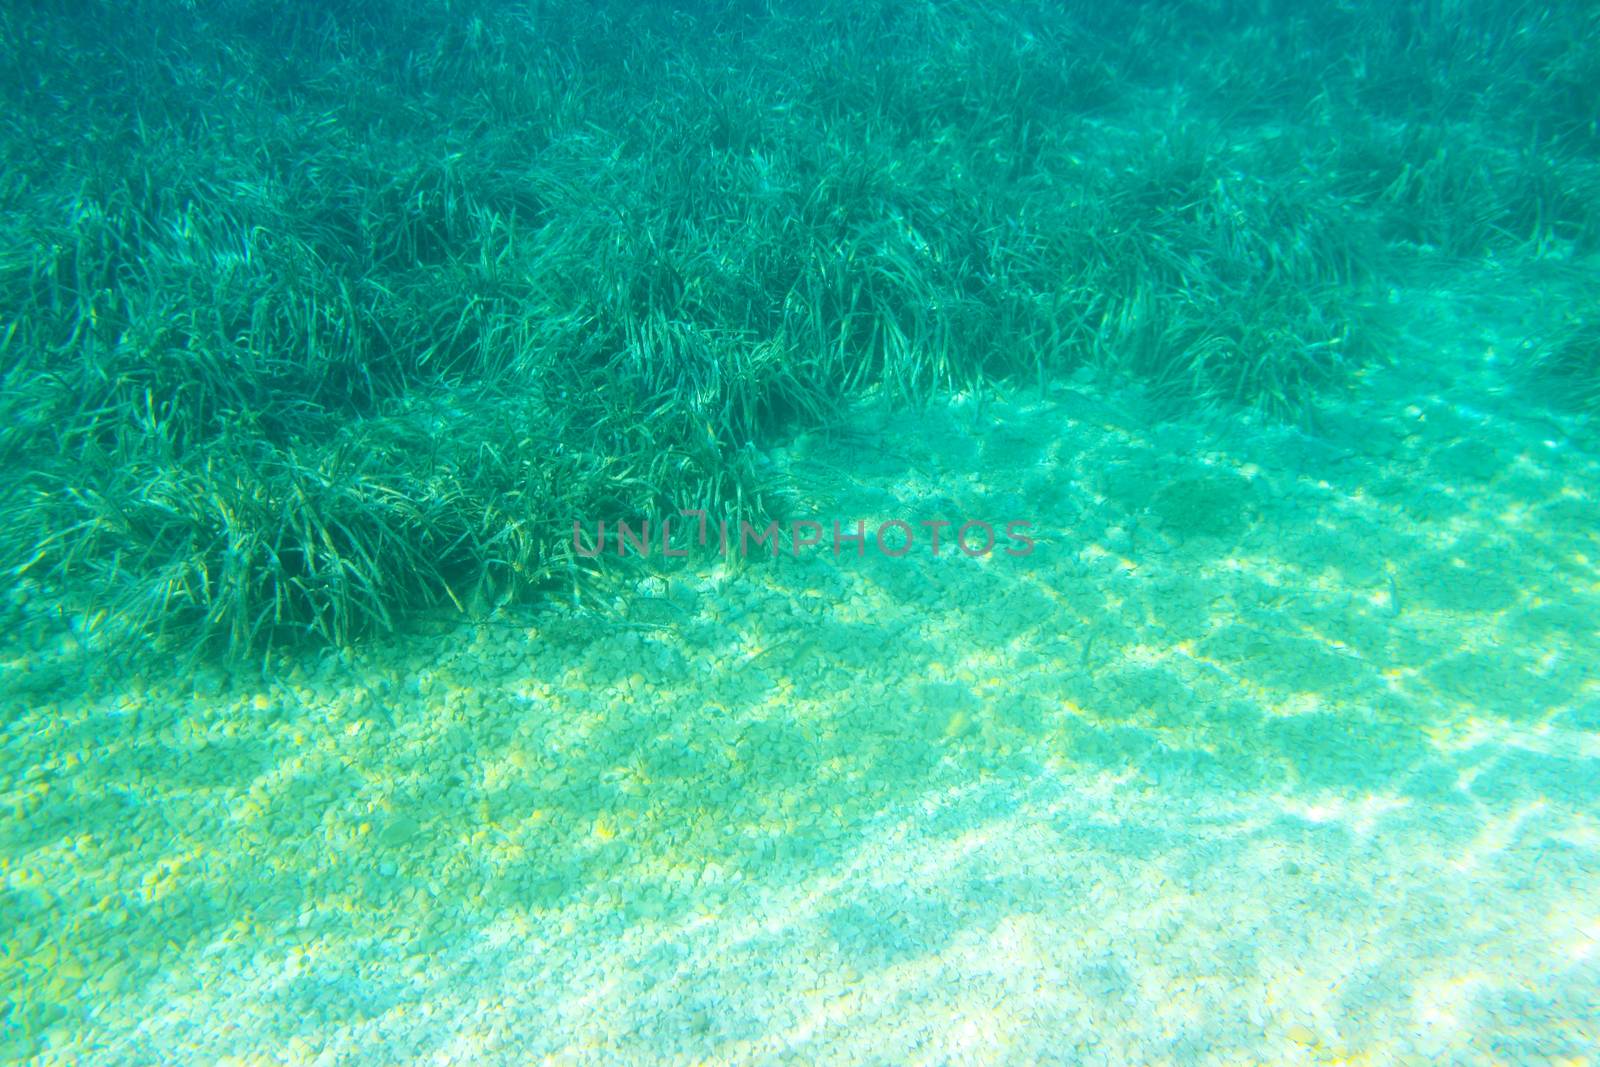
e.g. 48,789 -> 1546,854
3,1 -> 1600,1062
4,286 -> 1598,1063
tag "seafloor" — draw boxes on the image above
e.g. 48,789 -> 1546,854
3,276 -> 1596,1064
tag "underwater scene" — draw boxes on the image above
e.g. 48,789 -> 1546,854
2,1 -> 1598,1063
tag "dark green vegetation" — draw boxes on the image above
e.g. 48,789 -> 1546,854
2,0 -> 1597,659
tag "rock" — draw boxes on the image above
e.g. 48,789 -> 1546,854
380,816 -> 420,847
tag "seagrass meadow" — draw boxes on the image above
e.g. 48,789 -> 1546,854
2,0 -> 1599,1063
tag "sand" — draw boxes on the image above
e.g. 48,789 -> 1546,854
2,280 -> 1597,1065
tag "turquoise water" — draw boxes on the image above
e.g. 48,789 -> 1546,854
7,291 -> 1598,1062
3,2 -> 1599,1063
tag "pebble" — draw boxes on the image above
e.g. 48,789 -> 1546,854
1285,1022 -> 1318,1046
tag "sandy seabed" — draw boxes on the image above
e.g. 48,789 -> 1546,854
3,283 -> 1597,1065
